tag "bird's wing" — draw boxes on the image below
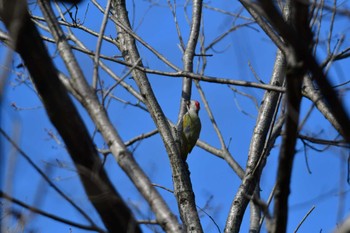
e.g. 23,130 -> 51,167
182,113 -> 192,136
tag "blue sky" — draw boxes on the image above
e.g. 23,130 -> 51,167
1,1 -> 350,233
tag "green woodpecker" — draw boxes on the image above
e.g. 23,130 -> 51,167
181,100 -> 201,160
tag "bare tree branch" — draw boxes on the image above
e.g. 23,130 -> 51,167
37,0 -> 182,232
179,0 -> 204,119
92,0 -> 112,89
0,127 -> 98,227
110,0 -> 201,232
265,1 -> 311,232
224,49 -> 286,233
255,0 -> 350,143
0,191 -> 106,233
1,1 -> 349,232
0,0 -> 141,232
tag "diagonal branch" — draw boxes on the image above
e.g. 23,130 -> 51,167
0,191 -> 106,233
111,0 -> 202,232
0,128 -> 98,227
224,49 -> 286,233
37,0 -> 182,232
0,0 -> 141,232
92,0 -> 112,89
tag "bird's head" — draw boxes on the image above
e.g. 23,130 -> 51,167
186,100 -> 200,114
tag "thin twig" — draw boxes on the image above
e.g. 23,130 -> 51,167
0,191 -> 106,233
0,127 -> 97,226
293,206 -> 316,233
92,0 -> 112,89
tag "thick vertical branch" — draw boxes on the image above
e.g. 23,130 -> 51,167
224,49 -> 286,233
179,0 -> 203,119
224,5 -> 292,233
0,0 -> 141,232
272,1 -> 311,232
111,1 -> 202,232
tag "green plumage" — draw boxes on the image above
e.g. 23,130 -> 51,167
181,100 -> 201,160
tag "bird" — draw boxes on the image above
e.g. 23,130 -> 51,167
181,100 -> 201,161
